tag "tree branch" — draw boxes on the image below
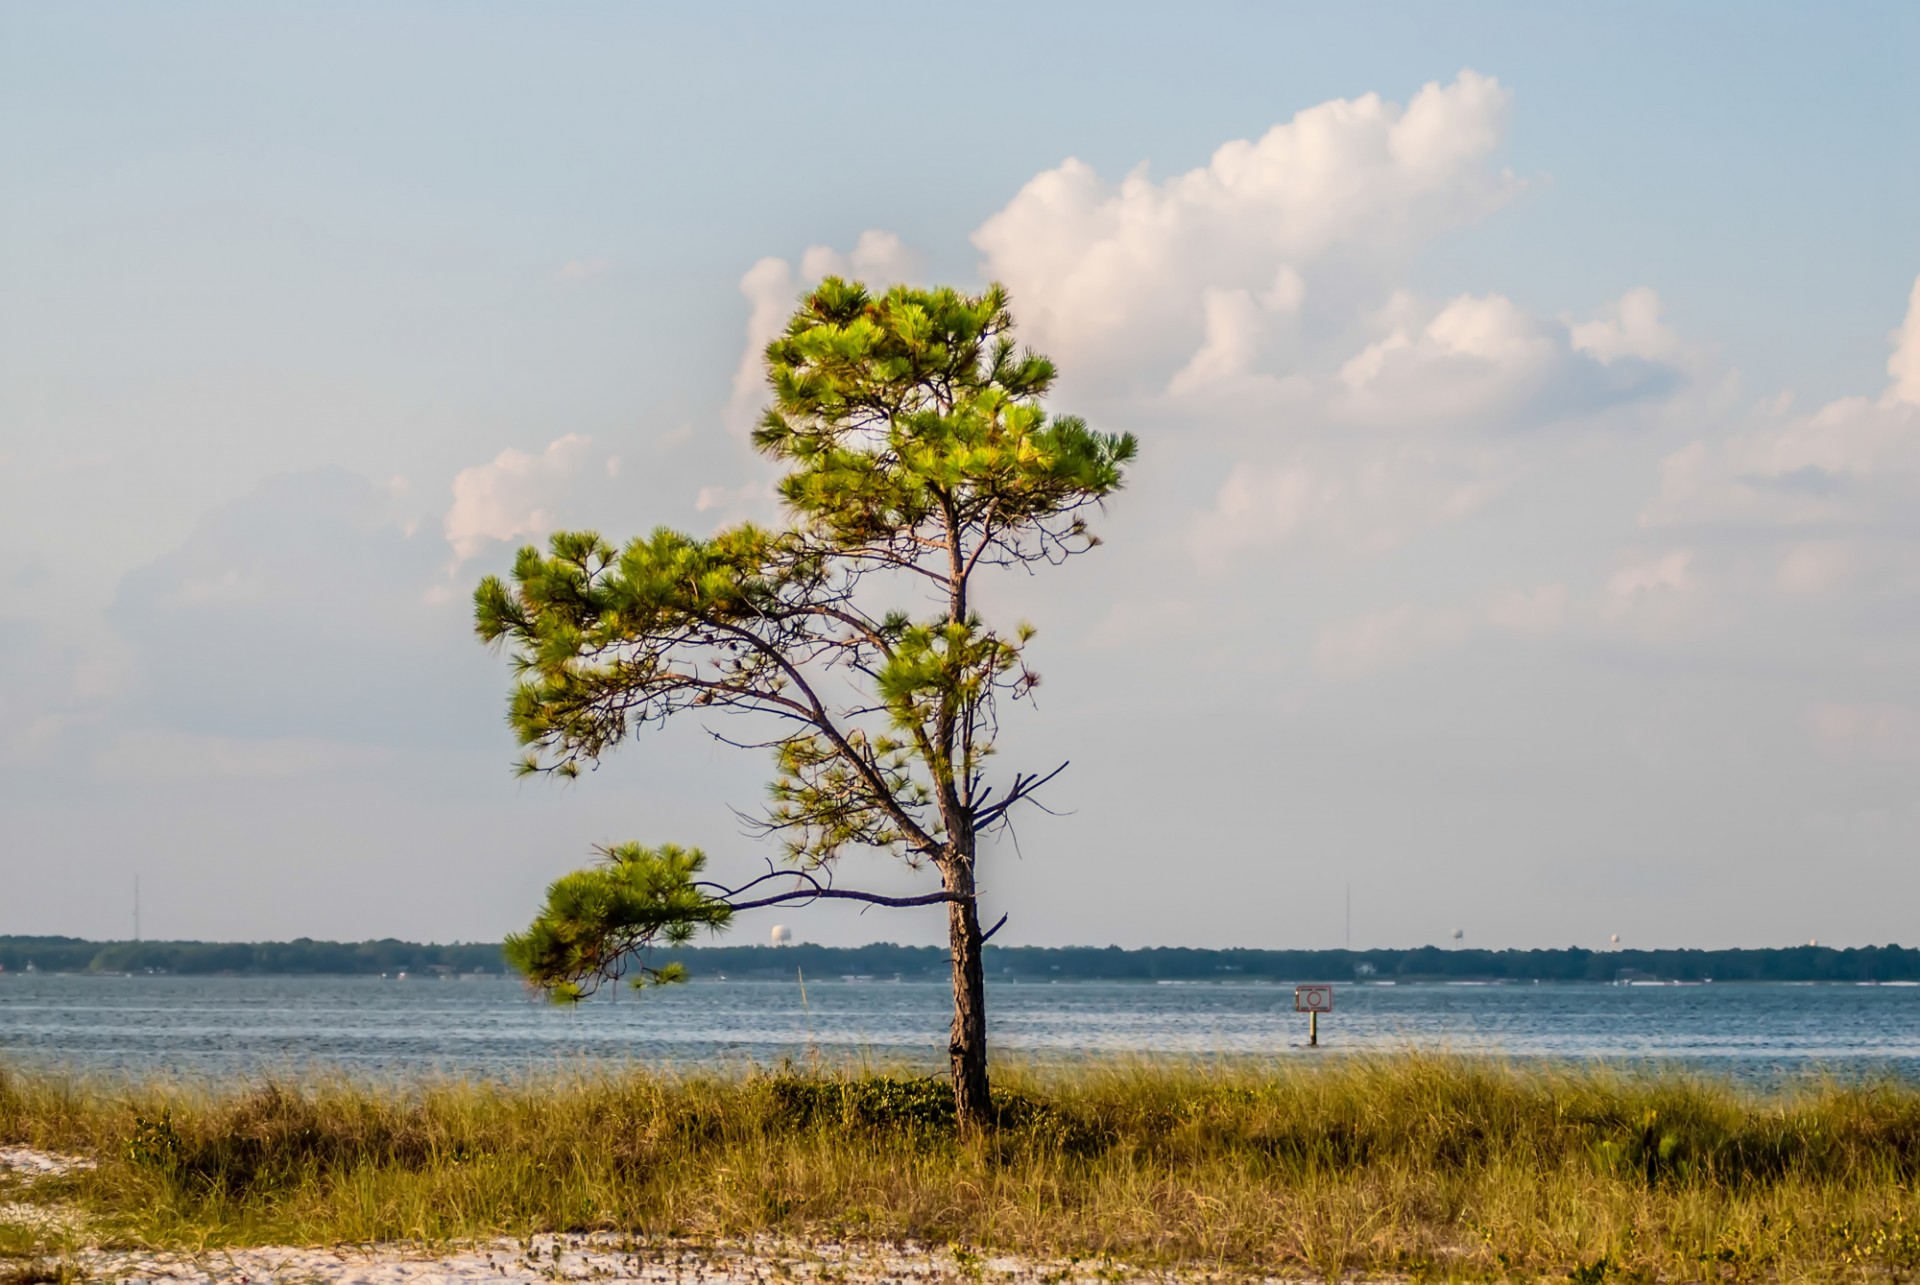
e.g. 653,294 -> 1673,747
973,760 -> 1070,829
729,886 -> 962,913
696,864 -> 961,913
711,617 -> 945,857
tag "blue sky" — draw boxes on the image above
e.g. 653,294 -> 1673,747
2,4 -> 1917,949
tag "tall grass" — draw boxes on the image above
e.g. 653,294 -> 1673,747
4,1055 -> 1920,1279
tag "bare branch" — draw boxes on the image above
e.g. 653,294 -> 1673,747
973,760 -> 1070,830
728,886 -> 961,913
695,863 -> 960,914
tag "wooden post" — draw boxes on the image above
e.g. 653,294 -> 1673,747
1295,983 -> 1332,1049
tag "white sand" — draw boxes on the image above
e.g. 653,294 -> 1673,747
0,1145 -> 95,1179
3,1149 -> 1322,1282
0,1146 -> 93,1237
71,1234 -> 1321,1284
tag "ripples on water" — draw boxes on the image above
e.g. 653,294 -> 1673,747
2,974 -> 1918,1085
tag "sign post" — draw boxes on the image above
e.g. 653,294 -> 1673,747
1294,983 -> 1334,1046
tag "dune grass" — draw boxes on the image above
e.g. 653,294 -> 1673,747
3,1054 -> 1920,1280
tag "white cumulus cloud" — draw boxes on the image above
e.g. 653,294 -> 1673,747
1171,276 -> 1693,566
1188,444 -> 1515,564
444,434 -> 606,562
1647,274 -> 1920,537
1889,274 -> 1920,407
1335,290 -> 1685,430
972,70 -> 1520,387
717,75 -> 1696,580
726,231 -> 924,433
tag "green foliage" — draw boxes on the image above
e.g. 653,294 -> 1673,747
1567,1254 -> 1613,1284
127,1110 -> 183,1172
473,281 -> 1133,1006
472,524 -> 822,780
504,844 -> 730,999
765,1074 -> 957,1132
755,279 -> 1134,576
1831,1211 -> 1920,1276
1593,1107 -> 1691,1188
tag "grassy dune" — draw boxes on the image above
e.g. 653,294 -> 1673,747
4,1055 -> 1920,1280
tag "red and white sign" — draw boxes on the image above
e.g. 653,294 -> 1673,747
1294,984 -> 1334,1013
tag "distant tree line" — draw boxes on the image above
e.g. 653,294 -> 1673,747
4,937 -> 1918,983
659,943 -> 1920,983
0,937 -> 505,976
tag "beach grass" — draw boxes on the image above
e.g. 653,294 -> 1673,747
4,1054 -> 1920,1280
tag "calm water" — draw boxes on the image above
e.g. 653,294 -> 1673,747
3,974 -> 1919,1084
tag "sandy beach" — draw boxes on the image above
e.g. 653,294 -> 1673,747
4,1147 -> 1318,1285
60,1235 -> 1323,1285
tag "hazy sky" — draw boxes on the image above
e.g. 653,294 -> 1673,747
3,3 -> 1918,951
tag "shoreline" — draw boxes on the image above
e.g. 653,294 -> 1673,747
10,937 -> 1920,986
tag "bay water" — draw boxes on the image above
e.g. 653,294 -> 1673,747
4,973 -> 1919,1085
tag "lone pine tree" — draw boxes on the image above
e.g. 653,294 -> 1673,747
474,280 -> 1134,1128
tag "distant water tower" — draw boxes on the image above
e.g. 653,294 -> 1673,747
1451,928 -> 1465,947
1610,934 -> 1621,947
770,924 -> 792,947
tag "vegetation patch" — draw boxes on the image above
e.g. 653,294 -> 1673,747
3,1055 -> 1920,1280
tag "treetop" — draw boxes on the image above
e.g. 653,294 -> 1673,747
756,279 -> 1137,572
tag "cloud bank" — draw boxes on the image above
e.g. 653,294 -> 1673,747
9,67 -> 1918,949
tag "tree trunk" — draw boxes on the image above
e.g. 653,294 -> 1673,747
944,863 -> 992,1132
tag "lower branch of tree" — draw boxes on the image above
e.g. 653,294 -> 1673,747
696,865 -> 962,914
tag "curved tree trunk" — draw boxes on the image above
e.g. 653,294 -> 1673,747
943,862 -> 992,1131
